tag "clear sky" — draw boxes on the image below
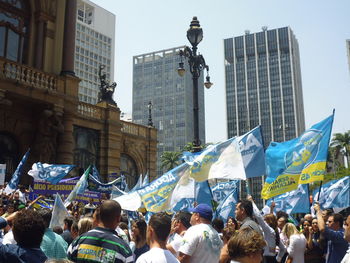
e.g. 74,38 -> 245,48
94,0 -> 350,144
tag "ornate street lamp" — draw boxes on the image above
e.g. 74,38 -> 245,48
147,101 -> 153,127
177,17 -> 212,152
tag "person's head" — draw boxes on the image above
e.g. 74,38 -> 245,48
7,203 -> 14,214
212,218 -> 224,233
344,215 -> 350,242
132,219 -> 147,243
78,216 -> 94,236
311,218 -> 319,232
222,227 -> 235,244
189,204 -> 213,225
282,223 -> 299,239
73,210 -> 80,220
304,214 -> 313,223
226,217 -> 238,231
38,208 -> 52,228
53,226 -> 63,235
303,219 -> 311,229
99,200 -> 121,229
172,211 -> 191,234
322,209 -> 333,223
327,213 -> 343,231
92,206 -> 100,227
228,227 -> 266,263
277,216 -> 287,230
13,192 -> 20,200
12,209 -> 46,248
71,222 -> 79,239
264,214 -> 278,230
147,212 -> 172,245
235,200 -> 253,221
19,185 -> 26,193
63,216 -> 74,231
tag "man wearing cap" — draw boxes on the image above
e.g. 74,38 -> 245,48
178,204 -> 223,263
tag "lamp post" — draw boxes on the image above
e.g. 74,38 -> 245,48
147,101 -> 153,127
177,16 -> 212,152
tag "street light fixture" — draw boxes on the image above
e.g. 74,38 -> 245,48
147,101 -> 153,127
177,16 -> 212,151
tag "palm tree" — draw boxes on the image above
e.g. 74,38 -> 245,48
182,142 -> 214,152
160,151 -> 182,172
330,131 -> 350,168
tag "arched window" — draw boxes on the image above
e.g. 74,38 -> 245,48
120,154 -> 138,188
0,0 -> 30,63
0,132 -> 19,182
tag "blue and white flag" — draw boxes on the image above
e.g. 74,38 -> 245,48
238,126 -> 265,178
117,174 -> 129,192
195,181 -> 213,208
215,187 -> 239,221
4,149 -> 30,194
262,113 -> 334,199
91,165 -> 100,180
211,180 -> 239,203
130,175 -> 143,192
266,184 -> 310,215
87,174 -> 121,193
28,162 -> 75,184
313,176 -> 350,210
50,193 -> 70,228
142,173 -> 149,187
64,165 -> 91,207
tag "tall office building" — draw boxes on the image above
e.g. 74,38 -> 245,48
133,47 -> 205,175
74,0 -> 115,104
224,27 -> 305,206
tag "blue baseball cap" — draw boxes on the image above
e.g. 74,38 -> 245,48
189,204 -> 213,221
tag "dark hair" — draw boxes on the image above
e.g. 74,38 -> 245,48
38,208 -> 52,228
212,218 -> 224,233
149,212 -> 172,242
64,217 -> 75,230
53,226 -> 63,235
227,216 -> 238,230
174,211 -> 191,229
99,200 -> 121,226
13,209 -> 46,247
331,213 -> 344,227
222,227 -> 235,243
238,200 -> 253,217
276,211 -> 289,220
133,219 -> 147,244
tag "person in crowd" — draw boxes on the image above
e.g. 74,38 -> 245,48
0,210 -> 47,262
136,212 -> 179,263
119,222 -> 131,243
341,215 -> 350,263
234,199 -> 263,236
248,195 -> 286,263
178,203 -> 223,263
304,214 -> 313,224
212,218 -> 225,236
15,185 -> 28,204
166,211 -> 191,256
67,200 -> 133,263
70,222 -> 79,241
2,218 -> 16,244
2,203 -> 15,218
131,219 -> 150,260
226,216 -> 239,231
304,217 -> 326,263
61,217 -> 75,245
282,222 -> 307,263
314,203 -> 348,263
322,209 -> 333,224
84,198 -> 96,215
219,227 -> 236,263
227,227 -> 266,263
77,216 -> 94,236
38,208 -> 68,260
53,226 -> 64,235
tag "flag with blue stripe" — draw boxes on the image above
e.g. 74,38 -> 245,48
215,187 -> 239,221
313,176 -> 349,209
28,162 -> 75,184
195,181 -> 213,208
262,113 -> 334,199
5,149 -> 30,194
142,172 -> 149,187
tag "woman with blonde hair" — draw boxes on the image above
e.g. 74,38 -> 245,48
282,223 -> 307,263
78,216 -> 94,236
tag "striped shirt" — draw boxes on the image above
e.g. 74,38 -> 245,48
67,227 -> 133,263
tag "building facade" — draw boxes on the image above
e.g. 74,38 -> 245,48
132,47 -> 205,175
347,40 -> 350,74
224,27 -> 305,206
75,0 -> 115,104
0,0 -> 156,187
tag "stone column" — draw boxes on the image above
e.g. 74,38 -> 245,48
34,14 -> 45,70
61,0 -> 77,76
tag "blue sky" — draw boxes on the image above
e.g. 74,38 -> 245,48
94,0 -> 350,144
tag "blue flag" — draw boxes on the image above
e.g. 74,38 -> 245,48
28,162 -> 75,184
50,193 -> 70,228
266,184 -> 310,215
131,175 -> 143,192
87,174 -> 121,193
142,172 -> 149,187
215,187 -> 239,221
212,180 -> 239,203
5,149 -> 30,194
262,113 -> 334,199
195,181 -> 213,208
313,176 -> 350,209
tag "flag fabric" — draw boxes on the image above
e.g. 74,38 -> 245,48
32,197 -> 53,210
113,190 -> 142,211
87,174 -> 121,193
195,181 -> 213,208
91,165 -> 100,179
64,165 -> 91,207
238,126 -> 266,178
50,194 -> 70,229
28,162 -> 75,184
110,185 -> 128,199
211,180 -> 239,203
261,113 -> 334,199
313,176 -> 350,210
0,164 -> 6,185
4,150 -> 30,194
142,173 -> 149,187
215,187 -> 239,221
130,175 -> 143,192
266,184 -> 310,215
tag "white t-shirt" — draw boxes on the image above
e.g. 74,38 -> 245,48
178,223 -> 223,263
169,233 -> 183,256
3,229 -> 16,245
287,234 -> 306,263
136,247 -> 179,263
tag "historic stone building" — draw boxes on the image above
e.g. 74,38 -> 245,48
0,0 -> 157,187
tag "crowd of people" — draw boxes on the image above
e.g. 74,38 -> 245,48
0,185 -> 349,263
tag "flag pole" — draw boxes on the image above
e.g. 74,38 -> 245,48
316,181 -> 323,202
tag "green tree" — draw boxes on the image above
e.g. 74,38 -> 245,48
182,142 -> 213,152
330,131 -> 350,168
160,151 -> 182,172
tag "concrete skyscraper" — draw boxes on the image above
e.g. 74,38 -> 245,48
74,0 -> 115,104
224,26 -> 305,206
133,47 -> 205,175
